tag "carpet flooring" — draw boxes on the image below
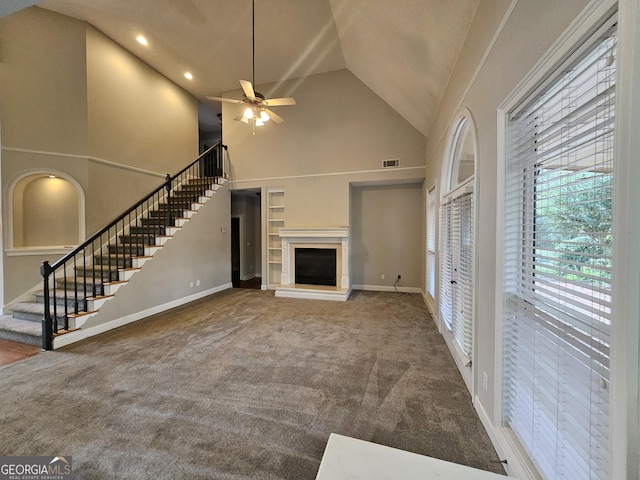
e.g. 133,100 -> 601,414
0,289 -> 505,479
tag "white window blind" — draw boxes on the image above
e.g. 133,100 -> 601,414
440,200 -> 454,328
503,18 -> 616,480
440,187 -> 474,357
427,187 -> 437,298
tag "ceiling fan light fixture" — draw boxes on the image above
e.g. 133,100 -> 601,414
205,0 -> 296,129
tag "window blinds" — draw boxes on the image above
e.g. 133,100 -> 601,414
503,19 -> 616,480
440,188 -> 474,358
427,187 -> 437,298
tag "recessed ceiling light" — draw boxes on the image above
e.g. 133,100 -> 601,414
48,175 -> 56,178
184,72 -> 193,80
136,35 -> 148,46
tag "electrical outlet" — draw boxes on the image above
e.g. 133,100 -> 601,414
483,372 -> 489,391
196,280 -> 200,286
381,274 -> 385,280
190,282 -> 193,288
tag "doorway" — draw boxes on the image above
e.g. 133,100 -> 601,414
230,189 -> 262,289
231,217 -> 241,286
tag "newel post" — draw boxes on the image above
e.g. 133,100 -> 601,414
40,261 -> 53,351
164,173 -> 172,227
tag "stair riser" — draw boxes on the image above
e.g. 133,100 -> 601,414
129,227 -> 166,235
119,236 -> 156,245
149,207 -> 192,214
163,199 -> 199,208
0,329 -> 40,347
141,218 -> 176,226
12,310 -> 66,323
73,270 -> 118,281
108,246 -> 146,256
55,282 -> 105,296
34,294 -> 87,311
170,192 -> 201,199
93,257 -> 133,268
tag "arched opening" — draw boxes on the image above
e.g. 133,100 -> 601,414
439,111 -> 477,391
11,173 -> 83,248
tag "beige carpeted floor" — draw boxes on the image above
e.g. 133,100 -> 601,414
0,289 -> 505,479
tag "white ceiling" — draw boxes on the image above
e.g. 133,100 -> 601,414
36,0 -> 479,137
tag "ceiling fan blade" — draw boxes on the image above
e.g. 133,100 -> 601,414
264,108 -> 284,124
206,96 -> 242,104
239,79 -> 255,99
265,97 -> 297,107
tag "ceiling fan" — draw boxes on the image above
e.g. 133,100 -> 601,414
206,0 -> 296,130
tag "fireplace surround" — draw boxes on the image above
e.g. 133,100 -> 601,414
276,227 -> 351,301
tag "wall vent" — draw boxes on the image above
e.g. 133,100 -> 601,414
382,158 -> 400,168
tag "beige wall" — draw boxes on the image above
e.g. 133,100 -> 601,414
224,69 -> 426,282
350,183 -> 423,289
0,7 -> 200,305
0,7 -> 88,154
225,70 -> 426,181
86,27 -> 198,174
85,27 -> 198,234
82,185 -> 231,329
20,176 -> 79,247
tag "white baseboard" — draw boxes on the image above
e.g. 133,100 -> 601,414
421,291 -> 436,315
352,284 -> 422,294
474,396 -> 539,479
53,283 -> 233,349
240,273 -> 256,281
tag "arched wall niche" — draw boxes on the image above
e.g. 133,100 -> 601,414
7,170 -> 86,249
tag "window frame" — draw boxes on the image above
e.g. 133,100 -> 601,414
494,2 -> 622,478
439,110 -> 478,392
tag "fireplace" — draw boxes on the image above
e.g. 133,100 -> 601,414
295,248 -> 337,286
276,227 -> 351,301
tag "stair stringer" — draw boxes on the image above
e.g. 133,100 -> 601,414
53,181 -> 232,349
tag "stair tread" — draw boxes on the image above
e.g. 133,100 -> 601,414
86,294 -> 114,301
74,265 -> 119,271
12,302 -> 91,316
0,315 -> 41,336
11,302 -> 48,314
67,310 -> 97,318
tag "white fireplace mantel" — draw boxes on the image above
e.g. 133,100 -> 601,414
279,228 -> 349,239
276,227 -> 351,301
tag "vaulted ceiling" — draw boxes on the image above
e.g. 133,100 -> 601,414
35,0 -> 479,138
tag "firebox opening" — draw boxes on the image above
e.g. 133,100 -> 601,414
295,248 -> 337,286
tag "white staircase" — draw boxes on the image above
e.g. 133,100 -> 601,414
0,177 -> 226,348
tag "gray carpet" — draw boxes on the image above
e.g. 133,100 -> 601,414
0,289 -> 505,479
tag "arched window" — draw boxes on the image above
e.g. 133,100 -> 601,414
10,172 -> 84,249
439,112 -> 477,379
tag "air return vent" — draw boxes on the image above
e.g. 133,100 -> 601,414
382,158 -> 400,168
